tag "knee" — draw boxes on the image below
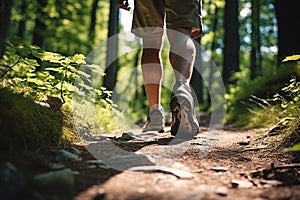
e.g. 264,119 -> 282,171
142,37 -> 163,50
167,29 -> 196,59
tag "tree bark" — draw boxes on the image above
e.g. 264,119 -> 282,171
222,0 -> 240,85
103,0 -> 120,94
32,0 -> 48,47
17,1 -> 27,38
275,0 -> 300,62
0,0 -> 13,58
89,0 -> 99,43
250,0 -> 261,79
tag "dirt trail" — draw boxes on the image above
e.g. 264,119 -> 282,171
73,127 -> 300,200
2,118 -> 299,200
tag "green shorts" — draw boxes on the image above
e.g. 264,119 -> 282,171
132,0 -> 203,39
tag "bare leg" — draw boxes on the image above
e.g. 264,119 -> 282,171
167,28 -> 196,83
167,28 -> 199,137
141,37 -> 163,111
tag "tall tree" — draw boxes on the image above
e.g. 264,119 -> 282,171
222,0 -> 240,85
250,0 -> 261,79
17,1 -> 27,38
0,0 -> 13,58
103,0 -> 120,94
32,0 -> 48,47
89,0 -> 99,44
275,0 -> 300,62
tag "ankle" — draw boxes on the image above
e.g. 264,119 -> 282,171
149,104 -> 163,112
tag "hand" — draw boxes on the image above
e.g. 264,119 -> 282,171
118,0 -> 131,11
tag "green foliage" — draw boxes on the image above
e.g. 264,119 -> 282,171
283,55 -> 300,62
225,63 -> 300,127
10,0 -> 110,55
226,57 -> 300,151
273,77 -> 300,152
0,38 -> 121,135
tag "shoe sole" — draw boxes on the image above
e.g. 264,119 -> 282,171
170,95 -> 199,138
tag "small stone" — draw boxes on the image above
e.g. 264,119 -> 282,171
211,166 -> 228,172
49,163 -> 65,170
118,132 -> 135,141
192,169 -> 203,173
238,139 -> 251,145
0,162 -> 24,200
260,179 -> 283,187
86,159 -> 105,165
86,159 -> 110,169
33,168 -> 74,189
215,186 -> 228,196
56,149 -> 82,162
231,180 -> 253,188
68,147 -> 82,155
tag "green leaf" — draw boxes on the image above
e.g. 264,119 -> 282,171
281,102 -> 288,109
41,52 -> 65,63
282,55 -> 300,62
16,45 -> 31,57
27,78 -> 44,85
72,54 -> 86,64
23,58 -> 39,67
45,67 -> 64,72
31,48 -> 45,59
283,143 -> 300,152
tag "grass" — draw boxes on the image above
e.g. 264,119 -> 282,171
225,62 -> 300,152
0,87 -> 80,151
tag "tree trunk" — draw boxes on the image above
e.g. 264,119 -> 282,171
0,0 -> 13,58
275,0 -> 300,62
103,0 -> 120,94
32,0 -> 48,47
17,1 -> 27,38
89,0 -> 99,43
207,3 -> 219,109
250,0 -> 261,79
222,0 -> 240,85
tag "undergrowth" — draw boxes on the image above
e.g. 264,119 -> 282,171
0,38 -> 122,150
226,56 -> 300,151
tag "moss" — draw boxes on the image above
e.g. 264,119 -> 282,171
0,88 -> 80,151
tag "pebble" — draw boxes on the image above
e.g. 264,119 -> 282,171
211,166 -> 228,172
215,186 -> 229,196
231,179 -> 253,188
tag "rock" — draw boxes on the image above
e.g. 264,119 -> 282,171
108,154 -> 155,169
86,159 -> 105,165
211,166 -> 228,172
231,179 -> 253,188
238,139 -> 251,145
49,163 -> 65,170
117,132 -> 135,141
68,147 -> 82,155
260,179 -> 283,187
86,159 -> 110,169
0,162 -> 24,200
56,149 -> 82,162
129,165 -> 195,179
33,168 -> 75,189
215,186 -> 228,196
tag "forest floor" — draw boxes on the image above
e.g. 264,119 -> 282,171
1,114 -> 300,200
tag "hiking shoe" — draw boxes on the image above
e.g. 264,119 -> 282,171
142,107 -> 165,133
170,82 -> 199,138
